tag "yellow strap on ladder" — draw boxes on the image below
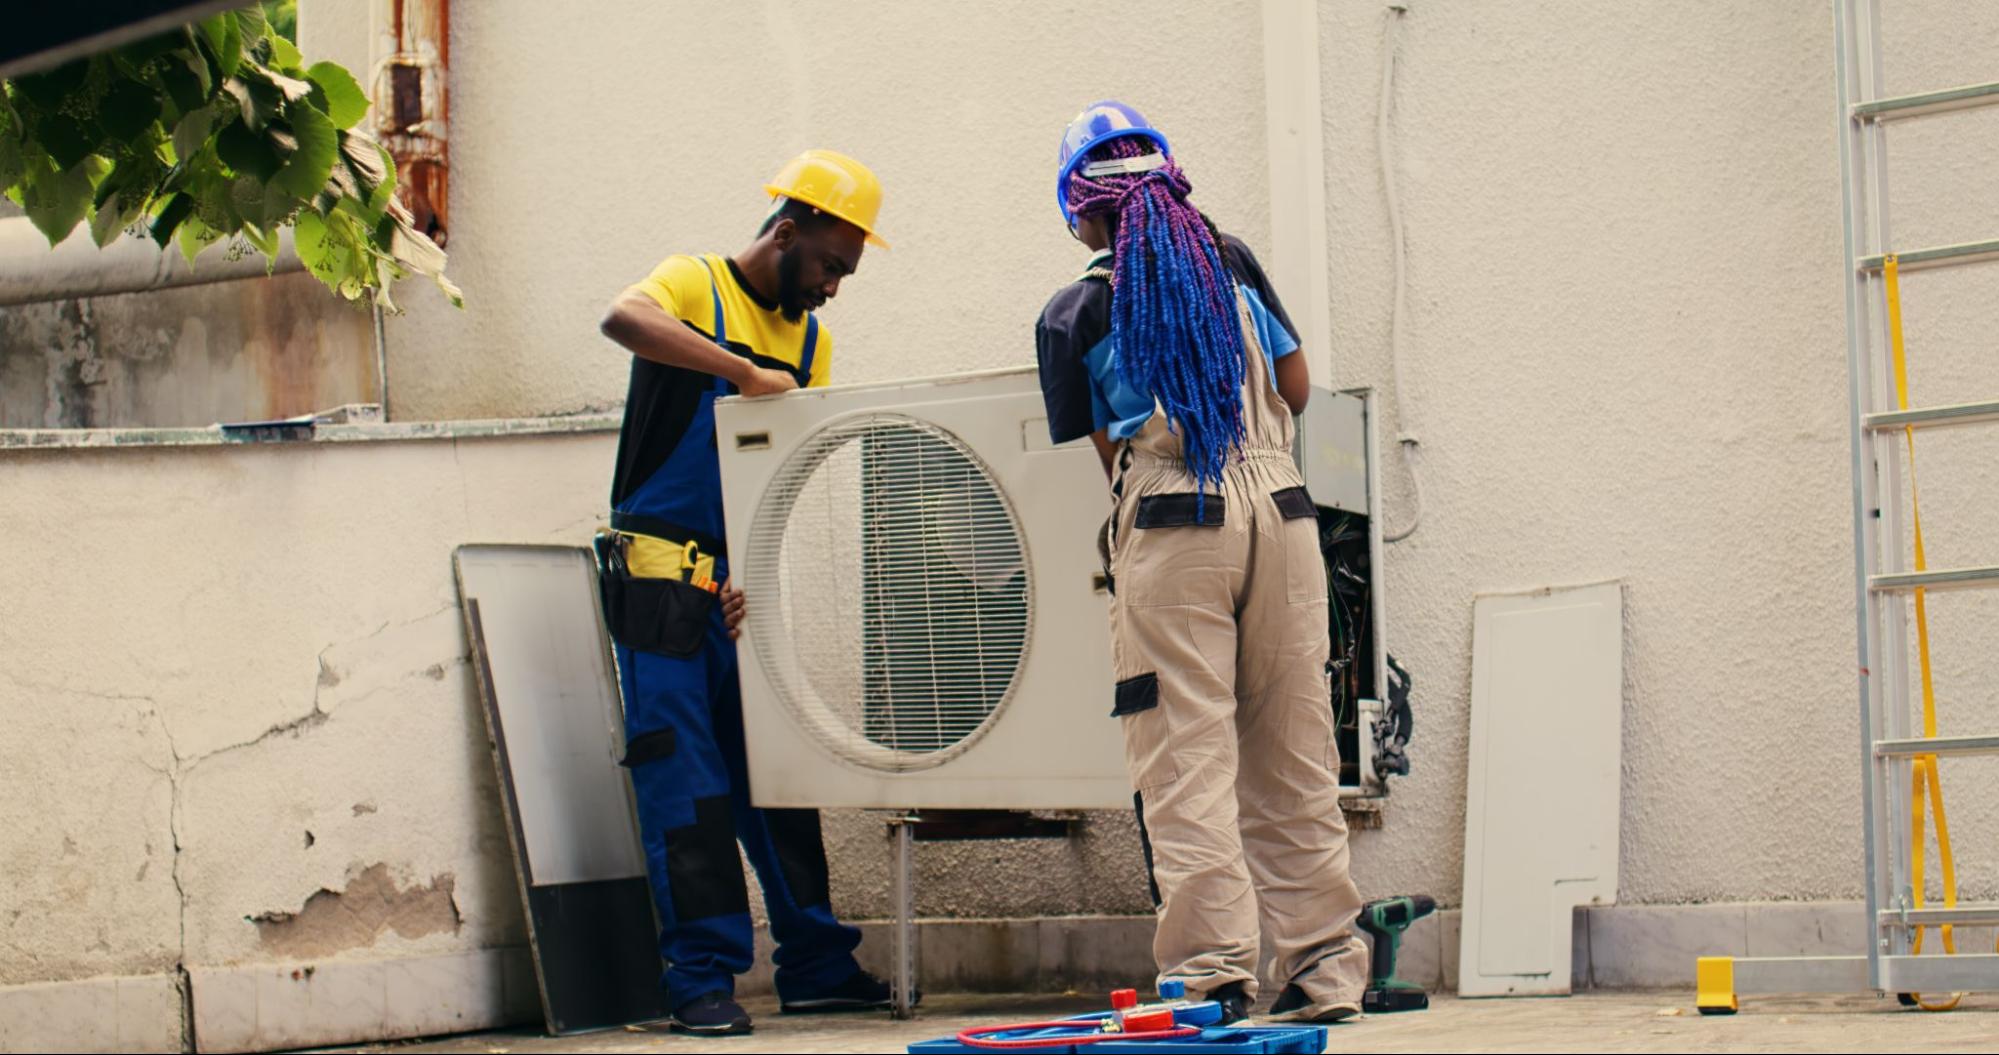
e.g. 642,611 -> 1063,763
1884,255 -> 1964,1012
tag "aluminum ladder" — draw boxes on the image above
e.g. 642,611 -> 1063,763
1696,0 -> 1999,1012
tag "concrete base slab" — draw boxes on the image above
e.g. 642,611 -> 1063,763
0,972 -> 184,1054
317,990 -> 1999,1054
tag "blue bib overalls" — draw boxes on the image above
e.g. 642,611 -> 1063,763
606,260 -> 859,1006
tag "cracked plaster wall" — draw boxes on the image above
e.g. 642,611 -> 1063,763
0,433 -> 613,988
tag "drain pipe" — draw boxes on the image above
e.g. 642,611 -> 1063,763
372,0 -> 450,246
1377,4 -> 1424,544
368,0 -> 451,421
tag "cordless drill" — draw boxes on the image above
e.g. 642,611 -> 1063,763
1357,894 -> 1436,1013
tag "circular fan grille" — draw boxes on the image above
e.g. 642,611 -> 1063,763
744,413 -> 1031,772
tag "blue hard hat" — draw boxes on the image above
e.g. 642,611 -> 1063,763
1056,100 -> 1171,224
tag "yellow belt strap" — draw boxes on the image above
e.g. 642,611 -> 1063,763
1885,255 -> 1964,1011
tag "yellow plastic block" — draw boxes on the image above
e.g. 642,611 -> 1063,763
1695,956 -> 1737,1015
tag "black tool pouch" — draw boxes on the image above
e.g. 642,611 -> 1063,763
594,533 -> 716,658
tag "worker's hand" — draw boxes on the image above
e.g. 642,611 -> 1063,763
720,579 -> 746,639
738,366 -> 800,398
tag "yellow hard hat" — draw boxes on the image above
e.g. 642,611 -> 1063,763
764,149 -> 889,249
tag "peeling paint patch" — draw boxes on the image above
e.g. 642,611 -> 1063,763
249,864 -> 460,958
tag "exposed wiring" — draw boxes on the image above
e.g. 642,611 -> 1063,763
1379,3 -> 1424,544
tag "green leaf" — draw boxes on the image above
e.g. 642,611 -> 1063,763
91,159 -> 127,209
189,170 -> 235,231
216,118 -> 281,180
293,208 -> 329,270
171,107 -> 216,167
91,192 -> 128,247
99,77 -> 165,141
335,131 -> 394,220
159,51 -> 209,115
370,141 -> 397,215
386,213 -> 461,307
12,60 -> 90,108
150,192 -> 195,248
222,76 -> 282,130
269,35 -> 304,72
36,113 -> 97,169
268,103 -> 336,203
306,62 -> 369,130
232,173 -> 284,226
181,31 -> 215,93
432,273 -> 464,307
243,64 -> 316,105
241,219 -> 279,261
263,0 -> 299,44
177,216 -> 219,264
315,158 -> 360,216
234,5 -> 270,46
197,14 -> 243,78
21,156 -> 94,246
0,123 -> 23,193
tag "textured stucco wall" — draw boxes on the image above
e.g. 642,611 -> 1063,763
1317,0 -> 1999,908
377,0 -> 1276,420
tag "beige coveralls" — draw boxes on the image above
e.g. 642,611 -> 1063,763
1104,291 -> 1368,1011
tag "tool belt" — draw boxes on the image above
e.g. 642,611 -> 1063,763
593,529 -> 720,658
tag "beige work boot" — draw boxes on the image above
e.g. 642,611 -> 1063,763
1266,982 -> 1363,1023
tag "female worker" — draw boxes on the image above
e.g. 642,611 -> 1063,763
1033,101 -> 1368,1025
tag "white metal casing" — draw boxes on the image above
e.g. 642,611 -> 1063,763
717,368 -> 1128,809
716,369 -> 1384,810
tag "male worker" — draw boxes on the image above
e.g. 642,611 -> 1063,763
596,149 -> 896,1036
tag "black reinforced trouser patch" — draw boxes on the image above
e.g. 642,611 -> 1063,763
762,808 -> 833,910
665,795 -> 750,921
1133,791 -> 1163,909
1113,672 -> 1160,717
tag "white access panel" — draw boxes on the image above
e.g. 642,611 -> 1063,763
1459,581 -> 1623,997
716,368 -> 1130,810
453,545 -> 645,886
1294,388 -> 1370,517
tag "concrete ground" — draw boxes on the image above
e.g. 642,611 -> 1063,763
314,991 -> 1999,1054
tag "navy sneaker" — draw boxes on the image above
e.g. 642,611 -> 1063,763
1208,980 -> 1253,1025
779,969 -> 910,1013
670,991 -> 752,1036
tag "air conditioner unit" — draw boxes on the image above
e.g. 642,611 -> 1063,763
716,368 -> 1384,812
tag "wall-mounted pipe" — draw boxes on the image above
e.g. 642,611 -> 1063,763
0,219 -> 302,308
372,0 -> 449,246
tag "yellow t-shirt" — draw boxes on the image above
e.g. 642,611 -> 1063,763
633,253 -> 832,389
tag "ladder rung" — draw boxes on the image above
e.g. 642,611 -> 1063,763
1865,400 -> 1999,432
1874,733 -> 1999,758
1858,239 -> 1999,274
1853,80 -> 1999,121
1880,953 -> 1999,994
1870,566 -> 1999,592
1882,904 -> 1999,928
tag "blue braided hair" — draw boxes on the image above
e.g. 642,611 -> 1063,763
1066,137 -> 1246,516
